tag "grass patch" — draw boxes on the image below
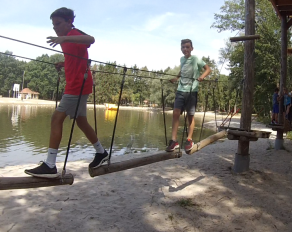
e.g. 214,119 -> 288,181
176,198 -> 194,208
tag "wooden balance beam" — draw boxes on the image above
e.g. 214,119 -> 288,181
230,34 -> 260,42
186,130 -> 227,155
89,151 -> 182,177
0,174 -> 74,190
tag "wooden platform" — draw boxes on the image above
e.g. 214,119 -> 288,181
218,126 -> 272,141
266,120 -> 292,133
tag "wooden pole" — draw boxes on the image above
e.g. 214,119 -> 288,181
234,0 -> 255,173
276,13 -> 288,150
89,151 -> 182,177
186,130 -> 227,155
0,174 -> 74,190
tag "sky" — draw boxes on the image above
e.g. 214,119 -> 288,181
0,0 -> 234,75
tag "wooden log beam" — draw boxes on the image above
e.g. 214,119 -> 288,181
186,130 -> 227,155
227,134 -> 258,141
230,34 -> 260,42
0,174 -> 74,190
227,129 -> 271,138
89,151 -> 182,177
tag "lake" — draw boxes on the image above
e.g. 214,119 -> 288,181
0,104 -> 215,167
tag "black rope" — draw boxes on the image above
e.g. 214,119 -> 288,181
55,71 -> 61,108
0,35 -> 178,77
93,83 -> 97,135
212,83 -> 218,132
199,85 -> 210,142
62,59 -> 91,176
108,67 -> 127,166
92,69 -> 171,81
0,52 -> 54,65
160,79 -> 167,146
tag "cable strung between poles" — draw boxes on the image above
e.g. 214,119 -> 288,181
0,35 -> 178,78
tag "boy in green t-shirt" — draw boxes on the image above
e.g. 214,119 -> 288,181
166,39 -> 211,152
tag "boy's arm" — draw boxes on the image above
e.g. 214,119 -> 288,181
47,35 -> 95,47
170,71 -> 181,83
198,64 -> 211,82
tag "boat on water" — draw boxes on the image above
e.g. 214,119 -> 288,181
104,103 -> 118,111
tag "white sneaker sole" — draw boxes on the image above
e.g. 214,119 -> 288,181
92,156 -> 109,169
24,170 -> 59,179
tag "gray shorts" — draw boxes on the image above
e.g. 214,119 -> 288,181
57,94 -> 89,119
174,91 -> 198,115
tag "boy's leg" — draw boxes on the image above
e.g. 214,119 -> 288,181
171,108 -> 181,141
49,110 -> 67,149
184,92 -> 197,152
75,115 -> 108,169
76,116 -> 99,144
187,114 -> 195,140
166,91 -> 184,152
24,110 -> 66,178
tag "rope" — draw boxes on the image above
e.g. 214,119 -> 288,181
212,83 -> 218,132
160,79 -> 168,146
0,35 -> 178,78
199,84 -> 210,142
93,83 -> 97,134
55,71 -> 61,108
108,67 -> 127,166
62,59 -> 91,176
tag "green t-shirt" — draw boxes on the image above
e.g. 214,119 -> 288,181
177,55 -> 206,92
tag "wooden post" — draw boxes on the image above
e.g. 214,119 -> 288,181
234,0 -> 255,173
230,34 -> 260,42
89,151 -> 182,177
0,174 -> 74,190
276,13 -> 288,150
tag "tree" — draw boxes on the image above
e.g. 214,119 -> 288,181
211,0 -> 291,119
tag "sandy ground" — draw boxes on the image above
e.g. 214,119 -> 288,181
1,99 -> 292,232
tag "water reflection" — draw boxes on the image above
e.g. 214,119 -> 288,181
105,109 -> 117,121
0,105 -> 215,167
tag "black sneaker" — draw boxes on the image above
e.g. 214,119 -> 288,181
24,162 -> 58,178
89,150 -> 109,169
165,140 -> 179,152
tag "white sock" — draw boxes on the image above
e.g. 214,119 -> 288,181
45,148 -> 58,168
93,141 -> 105,154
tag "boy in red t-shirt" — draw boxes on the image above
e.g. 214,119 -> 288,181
25,7 -> 108,178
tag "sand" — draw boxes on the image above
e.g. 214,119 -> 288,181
1,106 -> 292,231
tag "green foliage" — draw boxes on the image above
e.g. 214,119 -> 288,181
212,0 -> 292,119
0,51 -> 26,97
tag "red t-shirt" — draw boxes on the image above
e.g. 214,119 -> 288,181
61,28 -> 93,95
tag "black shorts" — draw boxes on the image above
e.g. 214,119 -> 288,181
174,91 -> 198,115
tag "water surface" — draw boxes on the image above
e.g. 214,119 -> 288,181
0,105 -> 215,167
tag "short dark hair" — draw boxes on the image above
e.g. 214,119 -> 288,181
181,39 -> 193,47
50,7 -> 75,23
275,87 -> 279,92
